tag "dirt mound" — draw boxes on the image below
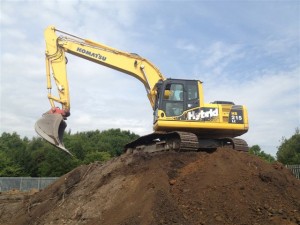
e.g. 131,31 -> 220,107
1,148 -> 300,225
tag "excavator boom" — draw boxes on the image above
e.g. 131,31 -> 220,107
35,26 -> 165,153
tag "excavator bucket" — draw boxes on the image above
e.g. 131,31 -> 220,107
35,114 -> 73,156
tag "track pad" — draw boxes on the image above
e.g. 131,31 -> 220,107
35,114 -> 72,156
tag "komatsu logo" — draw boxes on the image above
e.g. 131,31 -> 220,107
187,108 -> 218,120
76,47 -> 107,61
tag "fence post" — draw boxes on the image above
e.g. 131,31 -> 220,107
20,177 -> 23,191
286,164 -> 300,179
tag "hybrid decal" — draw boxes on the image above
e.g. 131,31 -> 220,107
76,47 -> 107,61
180,108 -> 219,121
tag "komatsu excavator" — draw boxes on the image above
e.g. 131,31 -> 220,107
35,26 -> 249,156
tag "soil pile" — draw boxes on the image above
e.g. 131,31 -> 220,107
1,148 -> 299,225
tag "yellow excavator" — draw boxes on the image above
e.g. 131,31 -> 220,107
35,26 -> 249,156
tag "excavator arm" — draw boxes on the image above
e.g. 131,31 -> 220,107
35,26 -> 165,155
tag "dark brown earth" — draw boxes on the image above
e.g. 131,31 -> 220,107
1,148 -> 300,225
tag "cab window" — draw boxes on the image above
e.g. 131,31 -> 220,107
164,83 -> 183,101
187,84 -> 198,100
166,102 -> 184,116
163,83 -> 184,116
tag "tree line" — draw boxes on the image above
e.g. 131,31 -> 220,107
0,128 -> 299,177
0,129 -> 138,177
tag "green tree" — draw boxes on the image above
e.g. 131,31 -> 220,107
276,128 -> 300,165
84,151 -> 111,164
0,132 -> 29,176
249,145 -> 276,163
37,145 -> 80,177
0,151 -> 26,176
0,129 -> 139,177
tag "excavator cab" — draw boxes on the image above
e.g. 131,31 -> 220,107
154,79 -> 201,118
153,78 -> 248,139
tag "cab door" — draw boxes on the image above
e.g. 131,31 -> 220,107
159,80 -> 199,117
161,81 -> 185,117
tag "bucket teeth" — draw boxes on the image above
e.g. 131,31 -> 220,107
35,114 -> 73,156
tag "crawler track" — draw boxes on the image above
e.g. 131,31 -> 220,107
230,138 -> 249,152
124,131 -> 248,153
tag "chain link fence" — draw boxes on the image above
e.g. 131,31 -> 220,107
0,177 -> 58,192
1,165 -> 299,192
286,165 -> 300,179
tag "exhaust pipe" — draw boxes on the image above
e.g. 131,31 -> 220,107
35,113 -> 73,156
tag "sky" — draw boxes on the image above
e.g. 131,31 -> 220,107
1,0 -> 299,156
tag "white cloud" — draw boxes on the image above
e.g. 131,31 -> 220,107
263,37 -> 297,55
176,39 -> 197,52
200,41 -> 245,76
2,28 -> 27,41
